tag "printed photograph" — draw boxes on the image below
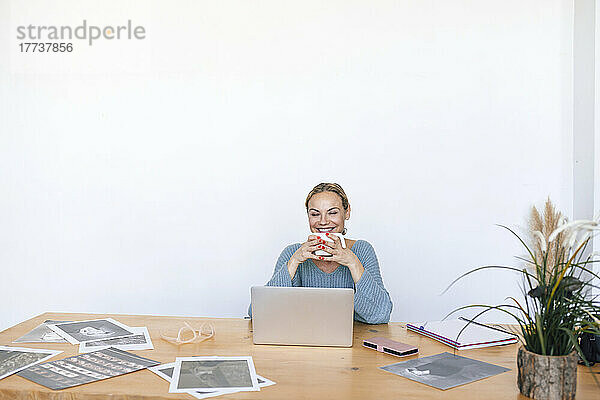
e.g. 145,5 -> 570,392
13,320 -> 70,343
380,352 -> 510,390
87,334 -> 146,346
0,346 -> 62,381
79,327 -> 153,353
47,318 -> 134,344
17,347 -> 159,390
149,363 -> 175,380
170,357 -> 259,393
178,360 -> 252,389
19,363 -> 96,390
257,375 -> 275,387
150,364 -> 228,398
151,361 -> 274,400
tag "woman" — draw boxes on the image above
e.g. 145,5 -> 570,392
256,182 -> 393,324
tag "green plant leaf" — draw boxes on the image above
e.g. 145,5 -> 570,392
535,313 -> 546,355
546,237 -> 590,309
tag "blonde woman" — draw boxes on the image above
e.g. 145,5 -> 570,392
253,183 -> 393,324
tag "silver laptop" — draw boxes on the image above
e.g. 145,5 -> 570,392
251,286 -> 354,347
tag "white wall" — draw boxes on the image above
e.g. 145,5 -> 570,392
595,0 -> 600,297
574,0 -> 596,294
0,1 -> 576,330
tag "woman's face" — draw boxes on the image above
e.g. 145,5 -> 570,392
307,191 -> 350,233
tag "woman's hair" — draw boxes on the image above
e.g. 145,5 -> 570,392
305,182 -> 349,211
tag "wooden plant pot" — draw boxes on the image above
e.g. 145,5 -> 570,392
517,346 -> 578,400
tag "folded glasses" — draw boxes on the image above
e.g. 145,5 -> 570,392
160,321 -> 215,345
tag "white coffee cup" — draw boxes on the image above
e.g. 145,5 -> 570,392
308,232 -> 346,256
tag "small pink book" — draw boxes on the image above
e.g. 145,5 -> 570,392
363,337 -> 419,357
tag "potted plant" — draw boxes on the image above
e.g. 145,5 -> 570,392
446,199 -> 600,400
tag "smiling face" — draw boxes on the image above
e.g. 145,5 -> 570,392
307,191 -> 350,233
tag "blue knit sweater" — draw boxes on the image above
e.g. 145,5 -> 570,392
250,240 -> 393,324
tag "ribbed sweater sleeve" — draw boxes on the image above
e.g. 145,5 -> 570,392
265,244 -> 302,287
352,241 -> 393,324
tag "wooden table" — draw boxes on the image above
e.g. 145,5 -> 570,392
0,312 -> 598,399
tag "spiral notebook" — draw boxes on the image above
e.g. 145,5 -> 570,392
406,319 -> 518,350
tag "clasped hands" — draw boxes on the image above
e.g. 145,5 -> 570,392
288,233 -> 364,283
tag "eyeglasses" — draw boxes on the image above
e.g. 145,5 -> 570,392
160,321 -> 215,345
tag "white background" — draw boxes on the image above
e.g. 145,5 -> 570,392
0,1 -> 593,330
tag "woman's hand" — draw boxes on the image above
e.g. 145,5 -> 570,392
318,234 -> 365,283
287,236 -> 322,279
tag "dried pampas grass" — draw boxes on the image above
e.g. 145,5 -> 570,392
528,198 -> 568,283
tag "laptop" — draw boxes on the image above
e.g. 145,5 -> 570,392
251,286 -> 354,347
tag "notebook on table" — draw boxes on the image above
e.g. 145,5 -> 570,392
251,286 -> 354,347
406,319 -> 518,350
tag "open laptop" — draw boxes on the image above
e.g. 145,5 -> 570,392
251,286 -> 354,347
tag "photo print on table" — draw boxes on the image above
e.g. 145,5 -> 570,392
169,356 -> 260,393
13,320 -> 71,343
17,347 -> 159,390
46,318 -> 135,344
79,327 -> 153,353
150,361 -> 273,400
150,362 -> 236,399
380,352 -> 510,390
0,346 -> 62,381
